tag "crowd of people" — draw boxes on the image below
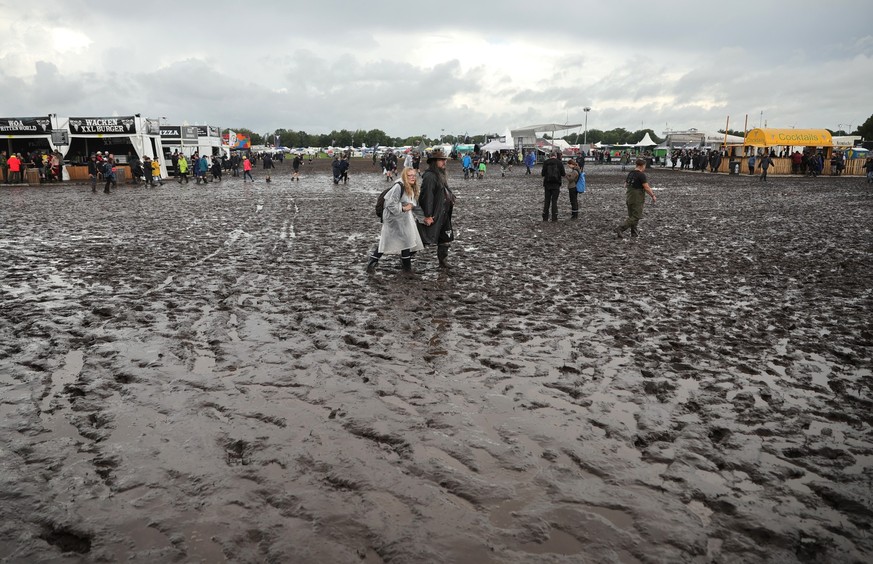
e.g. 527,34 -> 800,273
0,150 -> 64,183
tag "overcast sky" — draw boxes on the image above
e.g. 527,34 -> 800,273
1,0 -> 871,140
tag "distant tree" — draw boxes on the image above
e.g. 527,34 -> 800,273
853,114 -> 873,140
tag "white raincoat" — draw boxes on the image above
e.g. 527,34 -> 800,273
378,182 -> 425,254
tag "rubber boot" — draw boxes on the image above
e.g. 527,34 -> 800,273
571,210 -> 579,220
365,257 -> 379,273
400,257 -> 416,277
437,245 -> 451,269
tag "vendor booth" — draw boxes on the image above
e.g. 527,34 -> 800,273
162,124 -> 226,158
1,116 -> 56,157
740,128 -> 834,176
161,125 -> 226,172
62,115 -> 167,180
0,116 -> 71,183
197,125 -> 227,158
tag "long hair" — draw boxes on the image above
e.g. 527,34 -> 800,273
399,167 -> 420,200
426,160 -> 448,188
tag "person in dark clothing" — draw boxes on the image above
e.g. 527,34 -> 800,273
758,153 -> 775,181
417,149 -> 456,269
292,154 -> 302,181
87,154 -> 99,192
332,156 -> 342,184
339,158 -> 350,184
615,158 -> 656,238
211,158 -> 222,182
102,158 -> 117,193
540,152 -> 565,221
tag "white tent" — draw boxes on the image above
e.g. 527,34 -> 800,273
635,132 -> 658,147
480,139 -> 513,152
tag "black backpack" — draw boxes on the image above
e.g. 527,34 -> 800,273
375,181 -> 401,221
544,161 -> 561,184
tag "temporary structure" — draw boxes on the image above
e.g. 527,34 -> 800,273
63,115 -> 166,175
511,123 -> 581,160
0,116 -> 57,156
634,132 -> 658,147
480,139 -> 513,152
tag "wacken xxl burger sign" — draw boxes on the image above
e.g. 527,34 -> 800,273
68,117 -> 137,135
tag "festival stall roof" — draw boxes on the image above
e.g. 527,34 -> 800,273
511,123 -> 581,146
744,128 -> 833,147
705,133 -> 745,145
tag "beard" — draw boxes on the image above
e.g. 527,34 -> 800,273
429,164 -> 448,187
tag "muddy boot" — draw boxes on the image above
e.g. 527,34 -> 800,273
630,227 -> 639,238
571,210 -> 579,220
400,257 -> 416,277
365,257 -> 379,273
437,246 -> 451,270
551,215 -> 558,222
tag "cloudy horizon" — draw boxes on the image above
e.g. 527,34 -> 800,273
1,0 -> 871,140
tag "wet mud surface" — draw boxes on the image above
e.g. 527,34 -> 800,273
1,160 -> 872,563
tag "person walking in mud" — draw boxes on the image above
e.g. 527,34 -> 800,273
541,151 -> 565,221
242,156 -> 254,182
177,154 -> 190,183
87,154 -> 100,192
418,149 -> 456,269
758,152 -> 774,182
615,158 -> 656,238
524,150 -> 536,175
365,167 -> 424,275
292,153 -> 302,181
102,156 -> 117,193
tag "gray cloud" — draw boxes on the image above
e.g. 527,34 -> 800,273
2,0 -> 871,139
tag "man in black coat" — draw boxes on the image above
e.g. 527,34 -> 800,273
541,151 -> 565,221
418,149 -> 456,269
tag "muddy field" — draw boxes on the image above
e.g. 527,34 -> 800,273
1,158 -> 871,563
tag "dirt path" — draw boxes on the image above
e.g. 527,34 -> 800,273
1,161 -> 871,563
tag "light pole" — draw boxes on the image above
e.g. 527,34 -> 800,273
583,107 -> 591,152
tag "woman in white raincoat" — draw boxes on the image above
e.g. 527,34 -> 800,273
365,167 -> 424,275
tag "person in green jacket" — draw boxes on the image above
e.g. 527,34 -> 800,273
177,154 -> 189,183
